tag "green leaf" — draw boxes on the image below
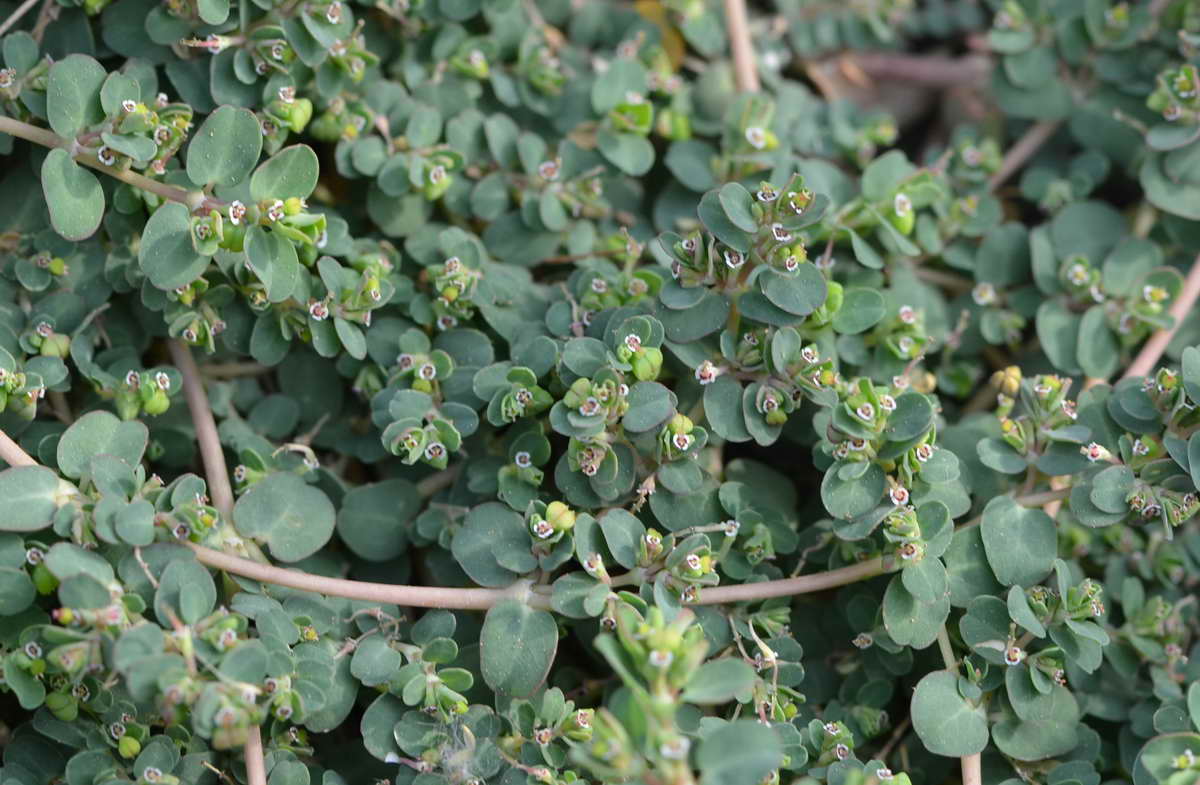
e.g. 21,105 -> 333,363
1076,305 -> 1119,379
245,226 -> 301,303
233,473 -> 335,562
155,558 -> 216,626
682,658 -> 757,705
704,375 -> 751,443
821,460 -> 884,519
831,288 -> 886,334
1189,682 -> 1200,732
759,266 -> 826,316
911,670 -> 989,756
883,393 -> 934,442
0,568 -> 35,614
186,105 -> 263,188
1006,586 -> 1046,637
250,144 -> 320,201
1137,734 -> 1200,785
698,188 -> 752,252
980,496 -> 1056,587
451,502 -> 530,587
596,129 -> 654,176
40,149 -> 104,241
336,478 -> 419,562
480,598 -> 557,697
882,573 -> 948,649
622,381 -> 675,433
0,466 -> 62,531
139,202 -> 209,289
46,54 -> 107,139
696,720 -> 783,785
598,509 -> 645,570
57,410 -> 148,480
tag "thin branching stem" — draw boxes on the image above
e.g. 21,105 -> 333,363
989,120 -> 1062,192
0,0 -> 41,37
724,0 -> 759,92
0,115 -> 202,209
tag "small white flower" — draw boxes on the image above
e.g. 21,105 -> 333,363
771,223 -> 791,242
685,553 -> 702,571
756,186 -> 776,202
724,249 -> 744,269
418,362 -> 436,380
879,395 -> 897,412
681,237 -> 697,253
1004,646 -> 1024,666
624,334 -> 642,352
538,159 -> 559,181
898,305 -> 917,324
672,433 -> 692,451
889,486 -> 909,506
893,192 -> 912,216
121,99 -> 137,113
428,165 -> 446,185
1132,439 -> 1150,456
424,442 -> 445,461
532,519 -> 554,539
745,126 -> 767,149
325,0 -> 341,23
649,649 -> 674,668
228,201 -> 246,225
267,200 -> 285,222
784,255 -> 799,272
514,451 -> 532,468
801,345 -> 819,364
1067,263 -> 1089,286
695,360 -> 720,384
971,282 -> 997,306
591,278 -> 608,294
659,737 -> 690,759
308,301 -> 329,320
1081,442 -> 1110,462
97,146 -> 116,166
155,371 -> 170,391
856,403 -> 875,421
852,633 -> 873,649
722,519 -> 740,537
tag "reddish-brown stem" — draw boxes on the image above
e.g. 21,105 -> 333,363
169,341 -> 235,519
989,120 -> 1062,192
724,0 -> 760,92
0,0 -> 40,37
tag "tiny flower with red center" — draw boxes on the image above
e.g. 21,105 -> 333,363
514,451 -> 532,468
1080,442 -> 1111,462
834,443 -> 850,459
1004,645 -> 1024,666
538,159 -> 559,180
800,345 -> 819,364
397,354 -> 414,370
218,628 -> 238,649
681,585 -> 698,603
437,315 -> 458,330
783,255 -> 800,272
514,388 -> 533,406
533,728 -> 553,745
724,249 -> 744,269
0,68 -> 15,88
771,223 -> 791,242
418,363 -> 436,380
1133,439 -> 1150,456
624,334 -> 641,352
1061,400 -> 1078,419
685,553 -> 702,572
532,519 -> 553,539
695,360 -> 720,384
915,444 -> 934,462
745,126 -> 767,149
424,442 -> 445,461
848,438 -> 867,451
672,433 -> 692,451
155,372 -> 170,391
856,402 -> 875,421
877,770 -> 894,781
121,99 -> 137,113
278,85 -> 295,103
579,397 -> 601,416
309,301 -> 329,320
267,200 -> 285,221
897,336 -> 915,355
325,1 -> 341,22
33,322 -> 50,339
228,201 -> 246,225
893,192 -> 912,216
852,633 -> 873,649
98,146 -> 116,166
173,522 -> 191,539
24,641 -> 42,659
898,305 -> 917,324
899,541 -> 920,560
834,744 -> 850,760
618,383 -> 629,397
756,185 -> 776,202
648,649 -> 674,668
627,277 -> 648,296
890,486 -> 909,506
681,237 -> 697,253
1142,502 -> 1162,518
972,282 -> 997,306
109,721 -> 126,739
590,277 -> 608,294
722,519 -> 740,537
583,553 -> 604,575
271,42 -> 286,60
25,547 -> 43,565
879,394 -> 897,412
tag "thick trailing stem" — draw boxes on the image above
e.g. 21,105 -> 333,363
723,0 -> 759,92
186,543 -> 555,610
0,0 -> 40,36
0,430 -> 36,467
168,341 -> 235,520
847,52 -> 990,89
0,115 -> 198,208
937,625 -> 982,785
989,120 -> 1062,192
244,725 -> 267,785
1121,253 -> 1200,381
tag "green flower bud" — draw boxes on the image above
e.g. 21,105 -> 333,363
118,735 -> 142,759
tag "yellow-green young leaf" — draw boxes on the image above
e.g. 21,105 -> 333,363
46,54 -> 107,139
41,149 -> 104,241
480,599 -> 557,697
696,720 -> 784,785
1136,734 -> 1200,785
233,472 -> 335,562
911,670 -> 989,757
0,466 -> 62,532
186,105 -> 263,187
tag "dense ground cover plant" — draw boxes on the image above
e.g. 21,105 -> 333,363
3,0 -> 1200,783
